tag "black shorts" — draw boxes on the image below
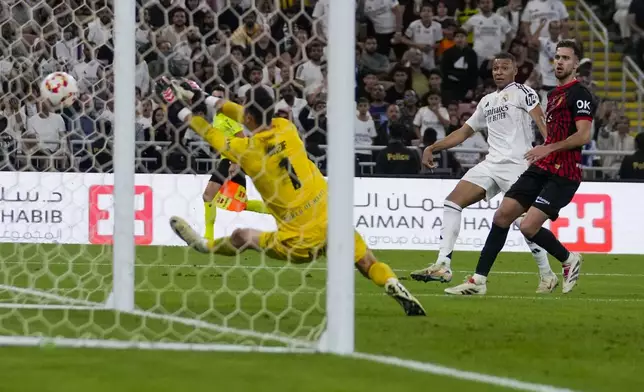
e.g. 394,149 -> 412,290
505,165 -> 580,220
209,158 -> 246,187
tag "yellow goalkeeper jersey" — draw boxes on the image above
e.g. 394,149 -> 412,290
190,102 -> 327,231
213,112 -> 243,138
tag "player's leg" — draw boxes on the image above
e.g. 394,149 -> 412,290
496,164 -> 556,292
410,163 -> 491,283
203,179 -> 222,241
203,159 -> 231,241
227,163 -> 270,214
354,232 -> 425,316
519,178 -> 582,294
444,167 -> 547,295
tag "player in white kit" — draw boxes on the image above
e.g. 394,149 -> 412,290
410,52 -> 559,293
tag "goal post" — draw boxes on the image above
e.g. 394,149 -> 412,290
111,0 -> 136,313
0,0 -> 357,353
324,0 -> 357,355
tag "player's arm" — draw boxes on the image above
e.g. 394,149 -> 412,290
421,123 -> 475,168
156,78 -> 248,162
519,86 -> 547,140
529,105 -> 548,140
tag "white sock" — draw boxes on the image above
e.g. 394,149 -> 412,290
472,273 -> 487,284
437,200 -> 462,267
524,237 -> 553,276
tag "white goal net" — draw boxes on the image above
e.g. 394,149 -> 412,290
0,0 -> 354,352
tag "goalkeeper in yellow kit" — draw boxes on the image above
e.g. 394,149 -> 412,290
156,78 -> 425,316
201,84 -> 269,241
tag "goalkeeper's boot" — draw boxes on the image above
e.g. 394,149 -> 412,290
384,279 -> 426,316
536,271 -> 559,294
562,252 -> 582,294
169,216 -> 211,253
444,276 -> 487,295
410,262 -> 453,283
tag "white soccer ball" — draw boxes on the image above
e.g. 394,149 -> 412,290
40,72 -> 79,108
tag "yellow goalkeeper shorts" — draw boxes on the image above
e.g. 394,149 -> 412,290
259,228 -> 368,264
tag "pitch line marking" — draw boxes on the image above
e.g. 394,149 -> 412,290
4,261 -> 643,278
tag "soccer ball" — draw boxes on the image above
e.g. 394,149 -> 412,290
40,72 -> 79,108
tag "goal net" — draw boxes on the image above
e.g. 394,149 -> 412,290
0,0 -> 354,352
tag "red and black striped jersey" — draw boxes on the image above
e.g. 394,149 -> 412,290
535,79 -> 595,182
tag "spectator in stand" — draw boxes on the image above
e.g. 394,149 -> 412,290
598,115 -> 636,178
86,4 -> 112,47
238,64 -> 275,100
434,2 -> 456,26
436,19 -> 457,58
368,83 -> 389,124
521,0 -> 569,39
462,0 -> 512,67
399,89 -> 420,128
440,28 -> 478,102
619,132 -> 644,180
312,0 -> 330,42
295,40 -> 325,91
403,48 -> 432,99
375,104 -> 417,146
362,0 -> 404,57
375,121 -> 420,175
157,7 -> 190,48
229,10 -> 263,49
629,0 -> 644,68
497,0 -> 524,38
531,20 -> 561,102
455,0 -> 479,44
508,39 -> 536,84
614,0 -> 633,45
275,84 -> 307,131
414,90 -> 450,140
385,66 -> 411,104
360,36 -> 391,77
355,98 -> 378,165
26,100 -> 68,171
402,3 -> 443,70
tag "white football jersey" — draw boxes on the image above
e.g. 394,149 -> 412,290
538,37 -> 559,87
465,83 -> 540,164
462,13 -> 512,62
521,0 -> 568,38
364,0 -> 399,34
405,19 -> 443,69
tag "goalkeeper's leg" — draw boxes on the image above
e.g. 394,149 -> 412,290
353,232 -> 426,316
202,178 -> 222,241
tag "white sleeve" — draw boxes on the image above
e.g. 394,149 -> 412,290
465,102 -> 486,131
500,16 -> 512,35
537,37 -> 547,49
405,22 -> 415,39
413,108 -> 424,127
439,107 -> 449,119
368,119 -> 377,137
434,23 -> 444,42
517,85 -> 540,112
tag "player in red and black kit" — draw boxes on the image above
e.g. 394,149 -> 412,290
445,40 -> 594,296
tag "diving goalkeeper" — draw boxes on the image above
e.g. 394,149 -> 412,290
156,77 -> 426,316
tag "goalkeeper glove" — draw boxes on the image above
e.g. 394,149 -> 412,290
155,77 -> 191,126
173,78 -> 221,110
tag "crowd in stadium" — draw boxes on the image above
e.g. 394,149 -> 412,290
0,0 -> 643,179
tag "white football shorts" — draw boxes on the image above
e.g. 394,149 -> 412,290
461,159 -> 529,201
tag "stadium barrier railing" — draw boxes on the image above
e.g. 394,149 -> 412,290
623,56 -> 644,134
575,0 -> 609,94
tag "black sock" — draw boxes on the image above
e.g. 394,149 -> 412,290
528,228 -> 570,263
475,223 -> 511,277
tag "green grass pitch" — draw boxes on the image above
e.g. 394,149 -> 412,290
0,244 -> 643,391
